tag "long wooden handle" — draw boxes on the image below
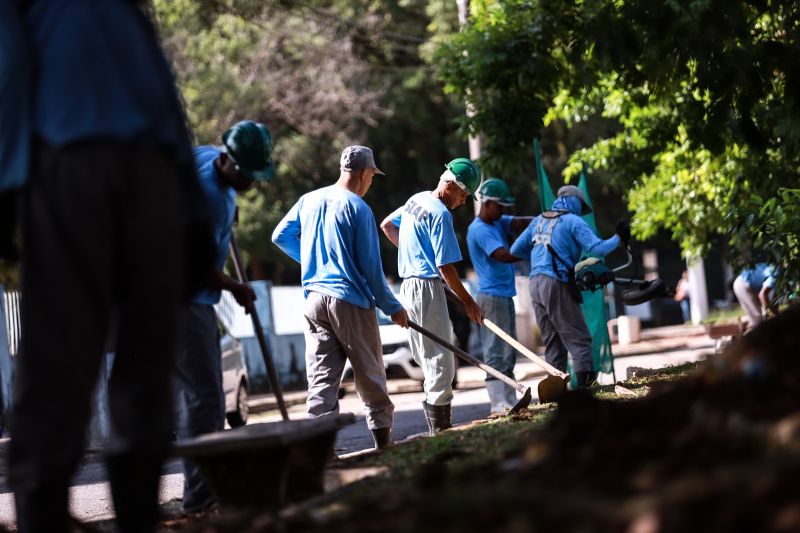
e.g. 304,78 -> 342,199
438,280 -> 567,379
483,319 -> 568,379
229,235 -> 290,421
408,321 -> 528,394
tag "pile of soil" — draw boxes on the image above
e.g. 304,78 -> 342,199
177,306 -> 800,532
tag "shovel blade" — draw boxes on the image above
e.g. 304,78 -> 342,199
509,387 -> 532,413
537,376 -> 568,404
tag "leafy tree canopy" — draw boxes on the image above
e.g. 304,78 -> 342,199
436,0 -> 800,293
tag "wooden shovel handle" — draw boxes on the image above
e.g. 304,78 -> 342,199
483,319 -> 568,379
407,321 -> 528,394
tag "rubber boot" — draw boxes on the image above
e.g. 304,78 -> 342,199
371,427 -> 393,450
422,401 -> 452,435
575,371 -> 597,389
485,380 -> 512,415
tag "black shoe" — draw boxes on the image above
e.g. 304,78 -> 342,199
371,427 -> 393,450
574,371 -> 597,389
422,401 -> 452,435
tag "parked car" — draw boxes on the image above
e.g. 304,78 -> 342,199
342,308 -> 424,382
221,333 -> 249,427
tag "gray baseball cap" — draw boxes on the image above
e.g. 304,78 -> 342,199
557,185 -> 592,215
340,145 -> 385,175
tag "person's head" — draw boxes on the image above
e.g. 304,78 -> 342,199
217,120 -> 275,192
339,145 -> 384,196
476,177 -> 515,222
555,185 -> 592,215
437,158 -> 481,209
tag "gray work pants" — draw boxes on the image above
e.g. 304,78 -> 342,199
400,278 -> 455,406
477,293 -> 517,380
174,303 -> 224,512
303,292 -> 394,430
733,276 -> 764,327
528,275 -> 594,373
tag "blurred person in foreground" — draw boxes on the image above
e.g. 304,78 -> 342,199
1,2 -> 212,531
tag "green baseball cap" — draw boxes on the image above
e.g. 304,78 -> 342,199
222,120 -> 275,182
442,158 -> 481,195
476,177 -> 515,206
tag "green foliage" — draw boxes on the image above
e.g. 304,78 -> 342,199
154,0 -> 467,281
435,0 -> 800,290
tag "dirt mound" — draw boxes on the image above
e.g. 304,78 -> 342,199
176,306 -> 800,532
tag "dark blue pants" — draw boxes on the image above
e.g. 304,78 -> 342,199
174,303 -> 224,512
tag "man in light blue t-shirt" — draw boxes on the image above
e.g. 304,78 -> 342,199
466,178 -> 532,414
176,120 -> 273,513
733,262 -> 778,327
381,158 -> 483,434
273,146 -> 408,450
510,186 -> 626,388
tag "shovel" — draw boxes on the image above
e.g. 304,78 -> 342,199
441,284 -> 568,403
407,320 -> 532,413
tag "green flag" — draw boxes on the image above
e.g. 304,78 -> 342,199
577,164 -> 615,376
533,139 -> 556,210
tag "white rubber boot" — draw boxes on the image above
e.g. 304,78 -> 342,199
486,380 -> 512,414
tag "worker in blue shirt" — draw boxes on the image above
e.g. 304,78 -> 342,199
381,158 -> 484,434
733,262 -> 778,327
273,146 -> 408,450
510,186 -> 628,388
1,2 -> 208,532
467,178 -> 532,414
175,120 -> 274,513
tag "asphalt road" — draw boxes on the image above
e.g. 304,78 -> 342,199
0,342 -> 713,528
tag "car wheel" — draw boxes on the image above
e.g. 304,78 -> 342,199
226,380 -> 249,428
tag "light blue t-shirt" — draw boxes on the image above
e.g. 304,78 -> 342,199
390,191 -> 462,279
740,263 -> 777,291
1,1 -> 193,192
510,196 -> 620,282
190,146 -> 236,305
272,186 -> 402,315
467,215 -> 516,298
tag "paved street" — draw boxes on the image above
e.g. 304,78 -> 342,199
0,327 -> 716,528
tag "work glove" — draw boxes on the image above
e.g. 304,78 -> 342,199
615,219 -> 631,244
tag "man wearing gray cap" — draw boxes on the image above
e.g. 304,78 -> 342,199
510,185 -> 629,387
272,145 -> 408,450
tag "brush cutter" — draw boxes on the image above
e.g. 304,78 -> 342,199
575,246 -> 670,305
407,320 -> 532,413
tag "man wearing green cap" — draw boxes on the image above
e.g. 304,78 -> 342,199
175,120 -> 275,513
467,178 -> 532,414
380,158 -> 484,434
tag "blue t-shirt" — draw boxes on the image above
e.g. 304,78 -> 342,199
272,186 -> 402,315
1,0 -> 192,192
510,196 -> 620,282
190,146 -> 236,305
467,215 -> 516,298
740,263 -> 777,291
390,191 -> 462,279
